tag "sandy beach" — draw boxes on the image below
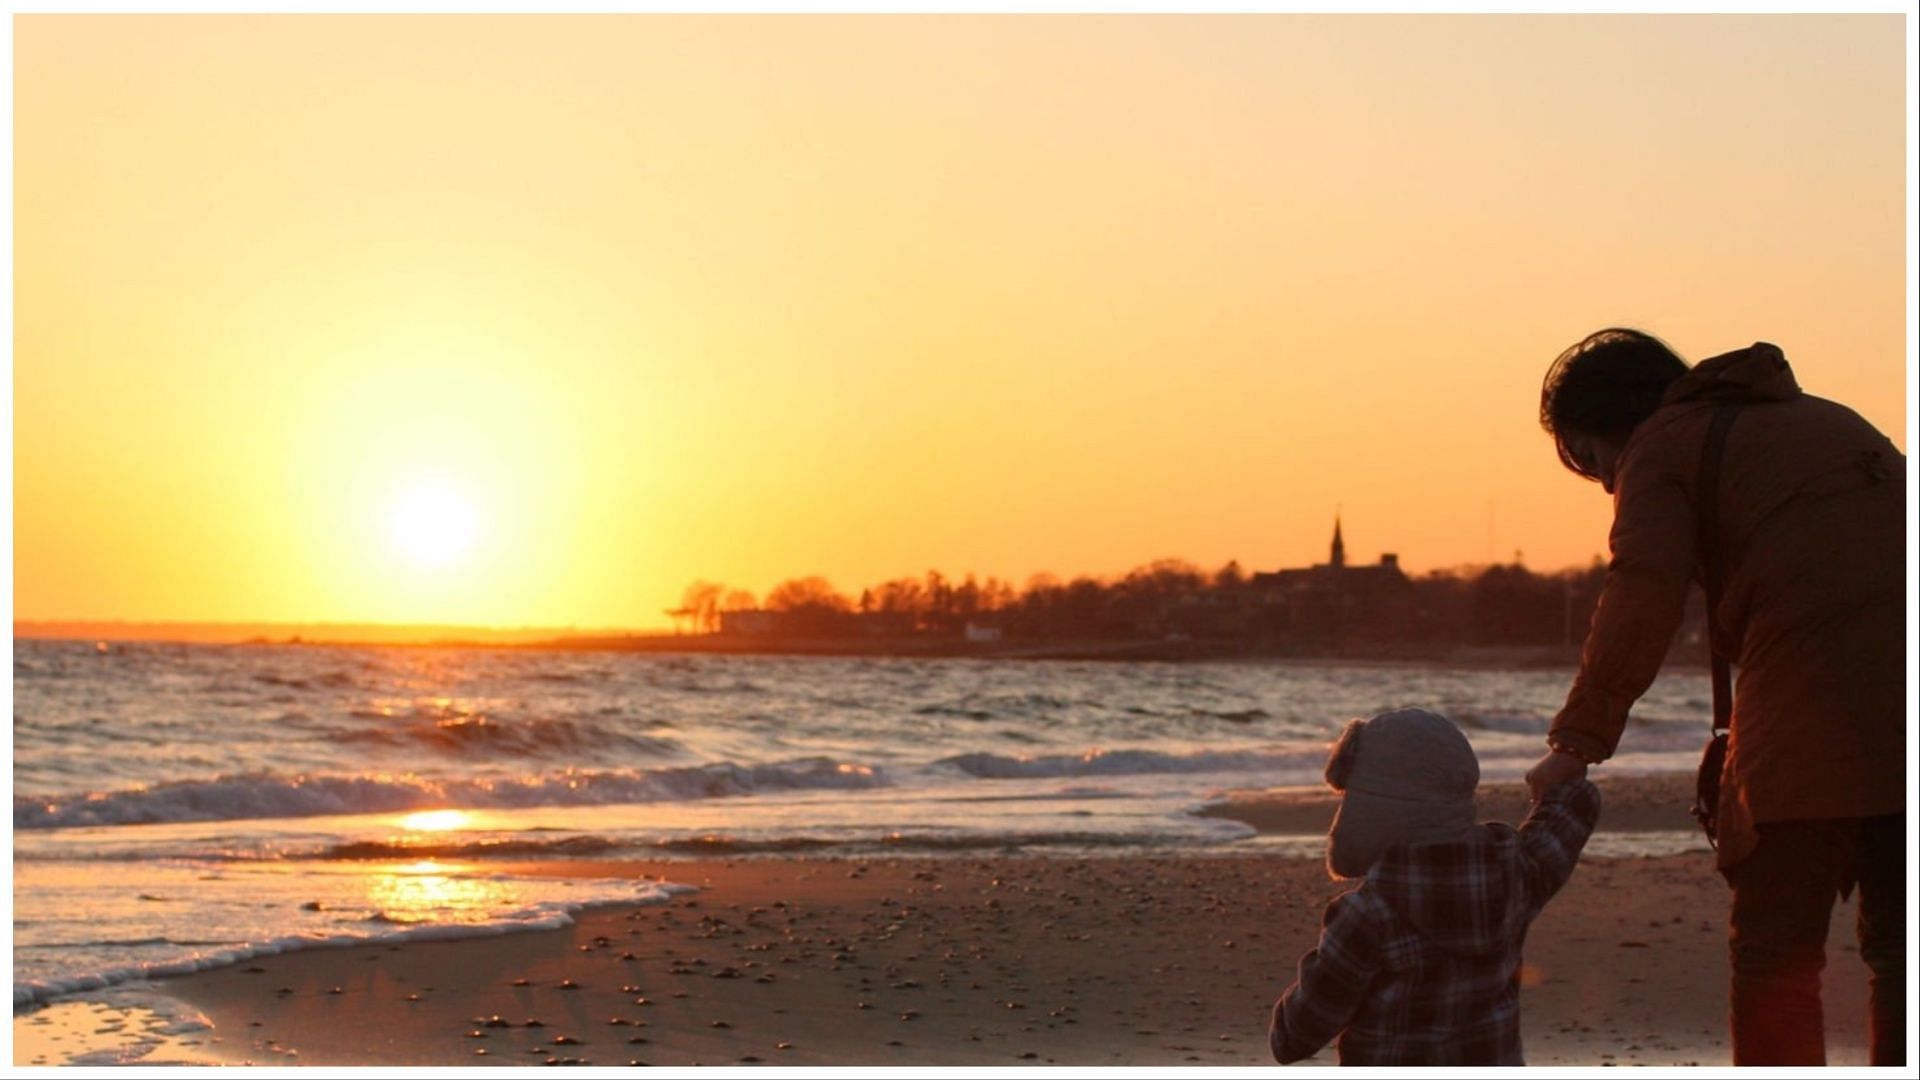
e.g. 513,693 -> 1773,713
14,775 -> 1876,1068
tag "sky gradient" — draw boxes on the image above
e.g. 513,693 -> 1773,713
12,14 -> 1910,630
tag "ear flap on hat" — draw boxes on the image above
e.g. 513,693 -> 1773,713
1324,718 -> 1365,792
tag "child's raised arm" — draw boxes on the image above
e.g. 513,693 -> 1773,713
1516,777 -> 1602,915
1270,890 -> 1386,1063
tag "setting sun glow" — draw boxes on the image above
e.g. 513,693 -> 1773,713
398,810 -> 473,833
11,15 -> 1907,633
389,483 -> 478,570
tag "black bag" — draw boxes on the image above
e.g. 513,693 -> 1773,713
1688,404 -> 1744,847
1692,730 -> 1729,843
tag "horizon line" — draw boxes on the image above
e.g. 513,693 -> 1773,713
13,552 -> 1610,645
11,619 -> 666,645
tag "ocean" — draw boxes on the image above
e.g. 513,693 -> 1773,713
11,639 -> 1710,1052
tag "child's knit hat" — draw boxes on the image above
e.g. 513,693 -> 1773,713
1324,707 -> 1479,879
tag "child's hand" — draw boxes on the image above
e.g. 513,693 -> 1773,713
1525,749 -> 1587,802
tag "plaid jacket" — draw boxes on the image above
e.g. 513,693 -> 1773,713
1270,779 -> 1602,1066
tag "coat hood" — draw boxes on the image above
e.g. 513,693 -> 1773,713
1662,341 -> 1802,407
1324,708 -> 1479,880
1364,825 -> 1530,959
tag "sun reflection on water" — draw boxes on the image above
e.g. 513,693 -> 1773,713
364,860 -> 521,924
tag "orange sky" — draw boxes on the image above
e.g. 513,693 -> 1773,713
10,14 -> 1911,630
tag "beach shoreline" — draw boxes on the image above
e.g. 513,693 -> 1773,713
13,774 -> 1873,1067
1201,774 -> 1704,836
65,852 -> 1872,1069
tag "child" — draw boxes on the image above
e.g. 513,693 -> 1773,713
1270,707 -> 1600,1066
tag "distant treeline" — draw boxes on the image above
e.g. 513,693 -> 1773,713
667,559 -> 1711,661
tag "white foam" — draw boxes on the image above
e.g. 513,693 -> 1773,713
15,758 -> 889,829
12,993 -> 222,1067
13,876 -> 695,1008
935,745 -> 1329,780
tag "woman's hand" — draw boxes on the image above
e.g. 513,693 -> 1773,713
1526,748 -> 1588,803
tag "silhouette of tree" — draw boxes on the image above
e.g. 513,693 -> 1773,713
678,580 -> 726,634
955,574 -> 982,617
980,576 -> 1019,612
764,576 -> 852,613
670,550 -> 1683,656
1121,558 -> 1206,598
871,577 -> 926,617
923,570 -> 952,619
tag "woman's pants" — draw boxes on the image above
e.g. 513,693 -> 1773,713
1725,813 -> 1905,1065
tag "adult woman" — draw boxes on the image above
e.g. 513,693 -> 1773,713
1526,328 -> 1905,1066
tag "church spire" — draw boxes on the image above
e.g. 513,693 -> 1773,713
1331,512 -> 1346,569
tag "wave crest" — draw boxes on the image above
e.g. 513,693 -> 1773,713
334,714 -> 681,759
934,746 -> 1320,779
15,758 -> 890,830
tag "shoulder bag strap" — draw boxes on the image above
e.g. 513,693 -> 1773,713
1695,403 -> 1745,737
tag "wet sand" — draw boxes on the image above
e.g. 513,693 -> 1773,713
1201,773 -> 1705,835
17,776 -> 1876,1067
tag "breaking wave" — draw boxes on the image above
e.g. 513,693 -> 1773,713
934,745 -> 1324,779
14,758 -> 889,830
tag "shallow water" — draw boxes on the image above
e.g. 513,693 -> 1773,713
14,640 -> 1711,1020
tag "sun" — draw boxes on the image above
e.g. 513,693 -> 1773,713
397,809 -> 473,832
389,481 -> 478,569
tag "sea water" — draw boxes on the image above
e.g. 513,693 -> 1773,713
11,640 -> 1710,1052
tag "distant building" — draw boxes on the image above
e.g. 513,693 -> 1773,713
1251,514 -> 1407,588
963,620 -> 1004,644
1250,515 -> 1411,646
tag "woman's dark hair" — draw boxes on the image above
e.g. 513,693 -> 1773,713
1540,327 -> 1689,482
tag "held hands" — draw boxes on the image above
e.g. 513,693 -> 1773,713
1526,749 -> 1588,804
